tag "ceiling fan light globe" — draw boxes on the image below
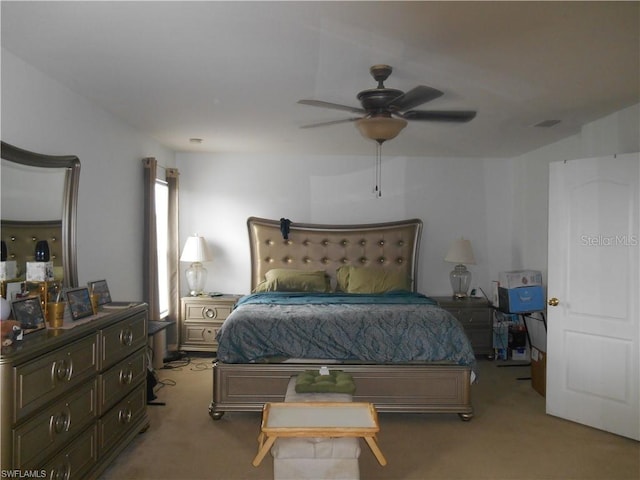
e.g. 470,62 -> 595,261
356,117 -> 408,142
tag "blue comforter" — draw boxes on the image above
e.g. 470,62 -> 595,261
216,292 -> 476,367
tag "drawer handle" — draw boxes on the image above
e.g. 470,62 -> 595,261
51,358 -> 73,383
119,328 -> 134,346
49,460 -> 71,480
119,367 -> 134,385
49,407 -> 71,437
118,407 -> 133,424
203,307 -> 216,319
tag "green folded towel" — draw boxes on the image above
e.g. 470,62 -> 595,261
295,370 -> 356,394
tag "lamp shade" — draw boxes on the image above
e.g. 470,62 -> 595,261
180,235 -> 212,263
356,116 -> 408,142
444,238 -> 476,265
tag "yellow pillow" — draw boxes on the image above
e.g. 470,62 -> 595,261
254,268 -> 330,293
336,265 -> 410,294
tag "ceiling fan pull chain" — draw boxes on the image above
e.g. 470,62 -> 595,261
375,141 -> 382,198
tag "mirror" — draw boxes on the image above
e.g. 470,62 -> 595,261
1,142 -> 80,288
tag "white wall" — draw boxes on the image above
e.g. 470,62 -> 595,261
1,49 -> 176,301
177,152 -> 503,298
511,103 -> 640,350
516,103 -> 640,277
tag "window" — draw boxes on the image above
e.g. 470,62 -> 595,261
155,179 -> 169,318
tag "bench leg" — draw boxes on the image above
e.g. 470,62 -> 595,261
363,436 -> 387,466
253,434 -> 277,467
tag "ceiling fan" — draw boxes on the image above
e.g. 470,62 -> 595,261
298,64 -> 477,143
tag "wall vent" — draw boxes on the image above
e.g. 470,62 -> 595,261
534,119 -> 561,128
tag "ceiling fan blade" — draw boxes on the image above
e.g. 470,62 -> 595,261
387,86 -> 444,111
298,99 -> 365,114
402,110 -> 477,123
300,117 -> 360,129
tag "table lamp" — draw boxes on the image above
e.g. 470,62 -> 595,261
444,238 -> 476,299
180,234 -> 211,296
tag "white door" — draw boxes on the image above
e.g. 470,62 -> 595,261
547,153 -> 639,440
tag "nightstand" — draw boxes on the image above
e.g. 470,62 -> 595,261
432,296 -> 493,356
179,295 -> 241,352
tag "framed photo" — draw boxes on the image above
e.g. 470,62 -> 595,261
11,296 -> 46,333
65,287 -> 94,320
88,279 -> 112,306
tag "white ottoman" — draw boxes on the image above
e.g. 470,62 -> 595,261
271,376 -> 361,480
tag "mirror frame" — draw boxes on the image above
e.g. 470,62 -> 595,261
1,141 -> 80,287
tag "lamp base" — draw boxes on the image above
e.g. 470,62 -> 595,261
450,264 -> 471,299
185,262 -> 207,296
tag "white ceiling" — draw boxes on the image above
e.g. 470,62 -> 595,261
2,1 -> 638,158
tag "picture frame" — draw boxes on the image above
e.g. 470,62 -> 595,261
11,296 -> 46,333
88,279 -> 112,306
65,287 -> 94,320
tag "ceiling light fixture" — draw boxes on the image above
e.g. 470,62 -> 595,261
189,138 -> 203,144
355,115 -> 408,142
355,114 -> 407,198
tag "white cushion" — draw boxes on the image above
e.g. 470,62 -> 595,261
273,458 -> 360,480
272,437 -> 361,459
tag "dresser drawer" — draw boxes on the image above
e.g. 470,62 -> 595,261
42,424 -> 98,480
100,312 -> 147,369
183,303 -> 233,322
14,334 -> 98,422
14,379 -> 97,469
98,349 -> 146,415
98,383 -> 146,456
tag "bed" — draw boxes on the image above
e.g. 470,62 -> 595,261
210,217 -> 476,421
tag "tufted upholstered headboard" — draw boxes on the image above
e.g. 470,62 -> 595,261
247,217 -> 423,292
1,220 -> 63,279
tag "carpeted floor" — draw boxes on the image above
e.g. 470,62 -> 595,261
99,356 -> 639,480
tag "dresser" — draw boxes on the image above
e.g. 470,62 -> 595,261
433,296 -> 493,356
180,295 -> 241,352
0,304 -> 149,479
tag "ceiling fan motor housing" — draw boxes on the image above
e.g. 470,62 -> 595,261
357,89 -> 404,114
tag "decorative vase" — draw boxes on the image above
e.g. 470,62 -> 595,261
1,241 -> 6,262
35,240 -> 50,262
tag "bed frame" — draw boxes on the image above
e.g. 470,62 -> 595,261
209,217 -> 474,420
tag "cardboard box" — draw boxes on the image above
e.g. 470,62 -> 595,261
531,347 -> 546,397
499,270 -> 542,289
498,286 -> 545,313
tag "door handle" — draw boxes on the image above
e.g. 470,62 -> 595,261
548,297 -> 559,306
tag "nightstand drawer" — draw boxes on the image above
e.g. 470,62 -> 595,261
464,328 -> 493,351
450,308 -> 491,326
184,303 -> 233,322
184,322 -> 221,345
